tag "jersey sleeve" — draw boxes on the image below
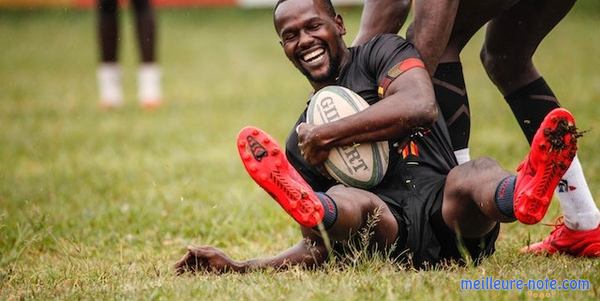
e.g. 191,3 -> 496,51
361,34 -> 425,98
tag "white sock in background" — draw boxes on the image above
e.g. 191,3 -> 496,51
138,64 -> 162,107
454,148 -> 471,165
556,155 -> 600,230
98,63 -> 123,107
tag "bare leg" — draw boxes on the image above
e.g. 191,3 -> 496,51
481,0 -> 576,95
319,185 -> 399,248
442,157 -> 513,238
480,0 -> 574,140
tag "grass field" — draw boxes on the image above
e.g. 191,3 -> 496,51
1,4 -> 600,300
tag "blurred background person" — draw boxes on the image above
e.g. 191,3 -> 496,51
97,0 -> 162,109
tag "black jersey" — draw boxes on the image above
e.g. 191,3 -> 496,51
285,34 -> 458,192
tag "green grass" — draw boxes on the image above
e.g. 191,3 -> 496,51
1,5 -> 600,300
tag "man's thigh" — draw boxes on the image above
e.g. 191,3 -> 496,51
439,0 -> 517,60
484,0 -> 576,63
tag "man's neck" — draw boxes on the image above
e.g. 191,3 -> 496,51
309,48 -> 351,91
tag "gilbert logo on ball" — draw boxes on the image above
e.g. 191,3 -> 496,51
307,86 -> 389,189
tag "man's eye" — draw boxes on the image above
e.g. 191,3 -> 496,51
283,33 -> 297,42
308,23 -> 321,30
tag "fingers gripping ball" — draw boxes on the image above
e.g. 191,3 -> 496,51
307,86 -> 389,189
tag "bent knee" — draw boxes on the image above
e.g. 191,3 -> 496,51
480,47 -> 535,86
469,157 -> 501,171
326,185 -> 390,216
447,157 -> 502,190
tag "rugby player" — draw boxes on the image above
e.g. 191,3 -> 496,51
174,0 -> 585,274
354,0 -> 600,255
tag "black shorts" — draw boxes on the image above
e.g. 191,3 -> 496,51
372,163 -> 500,268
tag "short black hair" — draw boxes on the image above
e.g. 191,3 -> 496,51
274,0 -> 337,18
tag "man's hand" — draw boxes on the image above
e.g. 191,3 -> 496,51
297,123 -> 331,166
174,245 -> 240,275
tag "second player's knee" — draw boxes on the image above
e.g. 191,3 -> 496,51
480,47 -> 508,85
480,47 -> 532,86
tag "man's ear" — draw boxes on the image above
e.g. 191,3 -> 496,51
334,14 -> 346,35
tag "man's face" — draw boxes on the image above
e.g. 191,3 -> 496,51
274,0 -> 347,83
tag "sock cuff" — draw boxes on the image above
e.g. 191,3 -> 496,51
504,77 -> 551,103
316,192 -> 338,230
495,175 -> 516,219
139,63 -> 160,73
453,148 -> 471,165
138,64 -> 162,101
98,63 -> 121,76
98,63 -> 123,103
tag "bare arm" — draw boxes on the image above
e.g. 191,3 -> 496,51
298,67 -> 437,166
352,0 -> 411,46
409,0 -> 459,74
174,229 -> 329,274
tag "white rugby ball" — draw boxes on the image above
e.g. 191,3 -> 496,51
306,86 -> 389,189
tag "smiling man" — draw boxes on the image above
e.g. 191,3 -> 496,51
174,0 -> 584,274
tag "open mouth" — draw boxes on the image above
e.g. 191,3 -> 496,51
301,48 -> 325,64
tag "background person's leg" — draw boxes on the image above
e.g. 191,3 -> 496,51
132,0 -> 162,108
97,0 -> 122,108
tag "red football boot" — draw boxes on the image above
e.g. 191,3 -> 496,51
521,218 -> 600,257
237,126 -> 324,228
514,108 -> 579,225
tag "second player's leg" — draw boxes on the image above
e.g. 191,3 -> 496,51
421,4 -> 495,162
481,0 -> 576,96
481,0 -> 600,236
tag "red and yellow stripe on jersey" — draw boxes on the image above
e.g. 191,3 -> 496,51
378,58 -> 425,98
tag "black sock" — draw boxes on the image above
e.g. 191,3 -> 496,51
505,77 -> 561,144
494,176 -> 516,219
316,192 -> 338,230
433,62 -> 471,151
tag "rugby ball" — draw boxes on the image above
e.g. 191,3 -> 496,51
306,86 -> 389,189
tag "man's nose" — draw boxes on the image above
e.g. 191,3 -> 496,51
298,30 -> 314,48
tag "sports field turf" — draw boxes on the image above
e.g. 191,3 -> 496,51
1,4 -> 599,300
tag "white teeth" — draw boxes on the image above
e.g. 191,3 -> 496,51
303,48 -> 325,62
